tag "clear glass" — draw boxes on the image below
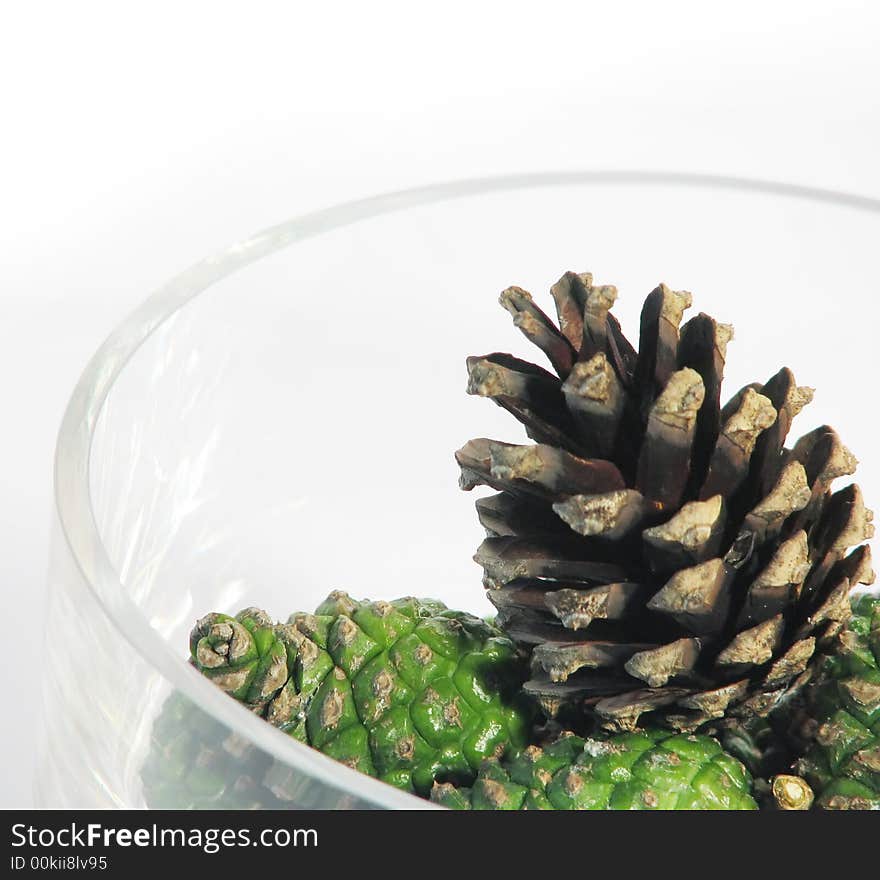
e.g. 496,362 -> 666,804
37,172 -> 880,809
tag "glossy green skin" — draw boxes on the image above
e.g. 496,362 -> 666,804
432,728 -> 758,810
189,595 -> 532,797
797,594 -> 880,810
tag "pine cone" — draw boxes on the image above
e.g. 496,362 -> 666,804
185,595 -> 532,797
431,728 -> 758,810
795,594 -> 880,809
457,272 -> 875,734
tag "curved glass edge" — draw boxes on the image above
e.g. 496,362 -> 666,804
37,510 -> 420,809
50,170 -> 880,809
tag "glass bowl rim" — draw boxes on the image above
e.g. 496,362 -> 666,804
52,169 -> 880,809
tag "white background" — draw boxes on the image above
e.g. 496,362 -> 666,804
3,1 -> 880,809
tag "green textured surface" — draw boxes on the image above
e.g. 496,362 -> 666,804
431,728 -> 758,810
184,593 -> 532,798
188,607 -> 289,705
797,594 -> 880,809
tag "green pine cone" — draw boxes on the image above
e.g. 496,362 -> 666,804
431,728 -> 758,810
188,592 -> 533,797
796,593 -> 880,810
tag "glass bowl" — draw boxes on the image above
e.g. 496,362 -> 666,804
36,172 -> 880,809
